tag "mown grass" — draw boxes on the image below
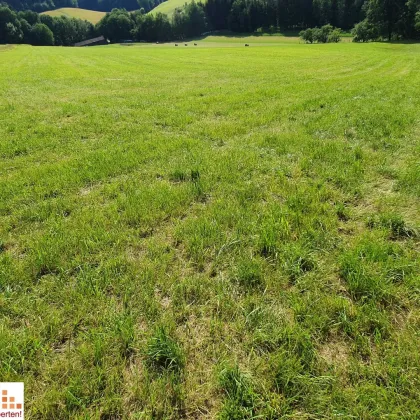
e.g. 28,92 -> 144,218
41,7 -> 106,24
0,39 -> 419,418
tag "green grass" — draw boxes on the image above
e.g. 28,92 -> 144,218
0,38 -> 419,418
41,7 -> 106,24
149,0 -> 195,17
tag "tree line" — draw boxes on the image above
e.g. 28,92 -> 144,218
300,24 -> 342,42
202,0 -> 419,39
0,3 -> 206,45
0,5 -> 93,44
2,0 -> 149,14
79,0 -> 420,41
1,0 -> 419,46
96,4 -> 207,42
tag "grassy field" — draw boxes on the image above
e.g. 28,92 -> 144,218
41,7 -> 106,24
0,38 -> 419,419
149,0 -> 195,17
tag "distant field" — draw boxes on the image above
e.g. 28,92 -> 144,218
41,7 -> 106,24
149,0 -> 194,17
131,33 -> 352,45
0,39 -> 419,418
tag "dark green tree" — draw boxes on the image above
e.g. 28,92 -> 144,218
19,17 -> 32,42
204,0 -> 234,30
30,22 -> 54,44
172,0 -> 206,38
366,0 -> 407,39
96,8 -> 134,42
300,27 -> 315,42
18,10 -> 39,25
129,12 -> 172,41
0,6 -> 22,43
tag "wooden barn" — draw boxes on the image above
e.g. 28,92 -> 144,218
74,36 -> 108,47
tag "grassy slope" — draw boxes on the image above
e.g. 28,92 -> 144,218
41,7 -> 106,24
0,39 -> 419,418
149,0 -> 193,17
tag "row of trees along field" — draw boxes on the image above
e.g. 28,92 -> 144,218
1,0 -> 419,45
0,3 -> 205,44
2,0 -> 161,13
2,0 -> 164,13
0,6 -> 94,44
96,5 -> 208,42
202,0 -> 420,38
4,0 -> 420,31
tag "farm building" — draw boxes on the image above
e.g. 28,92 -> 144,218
74,36 -> 108,47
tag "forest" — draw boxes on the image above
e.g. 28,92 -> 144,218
2,0 -> 164,13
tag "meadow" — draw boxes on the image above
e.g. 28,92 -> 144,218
149,0 -> 195,17
40,0 -> 197,24
41,7 -> 106,24
0,38 -> 419,418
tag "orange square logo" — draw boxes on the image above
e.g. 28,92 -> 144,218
0,383 -> 24,418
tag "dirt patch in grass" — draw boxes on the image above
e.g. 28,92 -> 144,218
319,340 -> 350,368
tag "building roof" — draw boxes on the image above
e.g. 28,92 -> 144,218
74,36 -> 107,47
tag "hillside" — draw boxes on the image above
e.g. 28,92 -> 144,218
41,7 -> 105,23
148,0 -> 192,17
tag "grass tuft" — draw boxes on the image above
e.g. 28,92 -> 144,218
272,351 -> 305,400
235,257 -> 264,290
284,244 -> 316,282
367,213 -> 418,239
218,365 -> 258,419
339,252 -> 390,302
145,327 -> 184,372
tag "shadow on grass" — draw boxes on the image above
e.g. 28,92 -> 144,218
191,29 -> 301,41
380,39 -> 420,44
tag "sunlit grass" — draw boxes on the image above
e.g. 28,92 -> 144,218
149,0 -> 198,17
0,40 -> 419,418
41,7 -> 106,24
